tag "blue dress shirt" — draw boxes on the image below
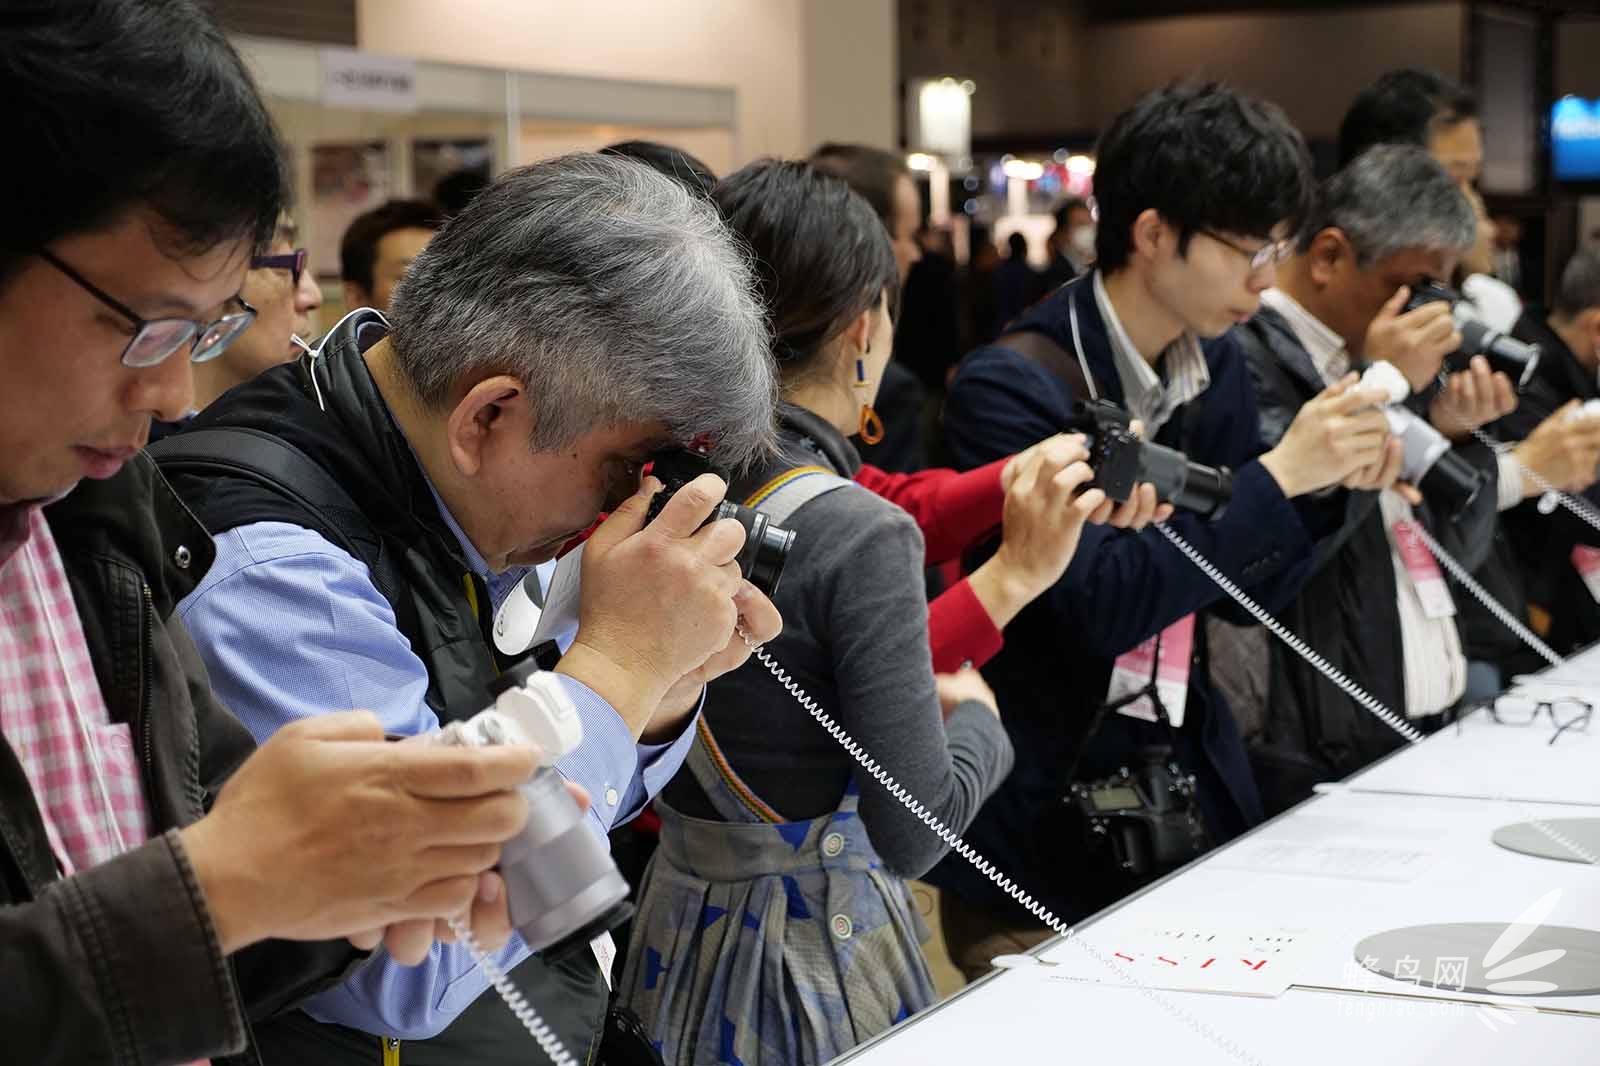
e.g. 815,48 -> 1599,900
179,496 -> 696,1038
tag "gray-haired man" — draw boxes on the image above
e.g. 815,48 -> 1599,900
156,153 -> 782,1064
1234,144 -> 1507,812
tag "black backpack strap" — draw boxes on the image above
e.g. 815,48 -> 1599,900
997,327 -> 1092,402
148,427 -> 406,609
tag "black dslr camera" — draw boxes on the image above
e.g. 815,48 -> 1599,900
645,448 -> 796,598
1067,400 -> 1233,519
1404,281 -> 1541,388
1068,747 -> 1210,880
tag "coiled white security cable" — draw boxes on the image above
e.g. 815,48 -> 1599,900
446,916 -> 578,1066
1149,521 -> 1427,745
737,631 -> 1268,1066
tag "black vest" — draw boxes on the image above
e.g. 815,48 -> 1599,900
153,311 -> 608,1066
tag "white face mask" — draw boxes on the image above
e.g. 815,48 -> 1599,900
1069,224 -> 1097,259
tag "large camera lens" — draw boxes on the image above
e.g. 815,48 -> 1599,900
646,449 -> 796,598
1402,281 -> 1541,389
1455,316 -> 1541,389
714,501 -> 796,598
1077,401 -> 1232,519
1383,406 -> 1483,520
1133,442 -> 1233,520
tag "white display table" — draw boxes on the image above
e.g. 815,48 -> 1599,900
831,653 -> 1600,1065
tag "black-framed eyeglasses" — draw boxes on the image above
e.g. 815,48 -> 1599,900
1200,230 -> 1295,273
1485,693 -> 1594,745
251,248 -> 309,287
39,249 -> 256,368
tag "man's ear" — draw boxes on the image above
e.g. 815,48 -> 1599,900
1129,208 -> 1167,262
446,374 -> 527,478
1306,229 -> 1347,287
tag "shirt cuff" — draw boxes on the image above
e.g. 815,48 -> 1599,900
928,578 -> 1005,673
1496,450 -> 1526,512
622,692 -> 700,820
552,675 -> 641,838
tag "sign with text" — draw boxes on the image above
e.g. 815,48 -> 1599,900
321,48 -> 417,113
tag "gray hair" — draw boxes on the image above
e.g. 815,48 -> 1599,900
387,153 -> 776,470
1555,248 -> 1600,319
1300,144 -> 1476,266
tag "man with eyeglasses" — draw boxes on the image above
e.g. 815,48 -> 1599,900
195,214 -> 322,410
0,3 -> 574,1063
1236,145 -> 1508,813
929,83 -> 1401,981
142,213 -> 323,442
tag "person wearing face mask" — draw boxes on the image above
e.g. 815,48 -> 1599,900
1040,196 -> 1097,295
932,83 -> 1400,981
618,161 -> 1115,1065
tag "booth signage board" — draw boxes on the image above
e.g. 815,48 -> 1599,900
321,48 -> 418,113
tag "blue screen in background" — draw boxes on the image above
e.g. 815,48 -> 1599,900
1553,96 -> 1600,182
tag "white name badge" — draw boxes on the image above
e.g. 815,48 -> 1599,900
1106,615 -> 1195,728
1392,519 -> 1455,620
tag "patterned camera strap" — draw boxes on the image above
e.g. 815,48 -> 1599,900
688,464 -> 854,822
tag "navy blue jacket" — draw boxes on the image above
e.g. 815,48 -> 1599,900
928,273 -> 1344,924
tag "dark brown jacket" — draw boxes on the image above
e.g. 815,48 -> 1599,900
0,453 -> 356,1065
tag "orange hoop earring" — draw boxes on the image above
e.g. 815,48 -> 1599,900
853,354 -> 884,444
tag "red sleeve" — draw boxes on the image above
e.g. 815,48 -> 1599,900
853,458 -> 1008,565
927,577 -> 1005,673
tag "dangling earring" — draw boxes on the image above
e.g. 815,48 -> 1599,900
854,349 -> 884,444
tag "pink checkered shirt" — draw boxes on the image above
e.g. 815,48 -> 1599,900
0,505 -> 151,875
2,507 -> 212,1064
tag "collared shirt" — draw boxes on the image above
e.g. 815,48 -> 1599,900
1091,270 -> 1210,437
1263,287 -> 1466,719
1260,288 -> 1350,383
1379,491 -> 1468,717
178,490 -> 696,1037
0,507 -> 152,875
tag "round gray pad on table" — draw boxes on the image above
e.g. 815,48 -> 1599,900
1355,924 -> 1600,997
1491,818 -> 1600,864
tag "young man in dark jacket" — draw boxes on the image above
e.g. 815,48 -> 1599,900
930,83 -> 1401,979
1234,145 -> 1510,811
0,4 -> 567,1063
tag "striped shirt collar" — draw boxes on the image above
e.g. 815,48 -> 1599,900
1260,288 -> 1350,385
1090,270 -> 1210,437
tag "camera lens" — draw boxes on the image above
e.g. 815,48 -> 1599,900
1456,317 -> 1541,389
715,501 -> 795,598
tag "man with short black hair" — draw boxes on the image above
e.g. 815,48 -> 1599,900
0,3 -> 551,1062
933,83 -> 1396,978
1338,68 -> 1481,182
339,198 -> 444,313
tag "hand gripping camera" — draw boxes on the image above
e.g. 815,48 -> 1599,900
645,448 -> 796,597
1065,400 -> 1234,519
1404,281 -> 1542,389
421,661 -> 633,957
1360,360 -> 1484,520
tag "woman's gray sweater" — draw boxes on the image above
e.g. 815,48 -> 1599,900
661,404 -> 1014,878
